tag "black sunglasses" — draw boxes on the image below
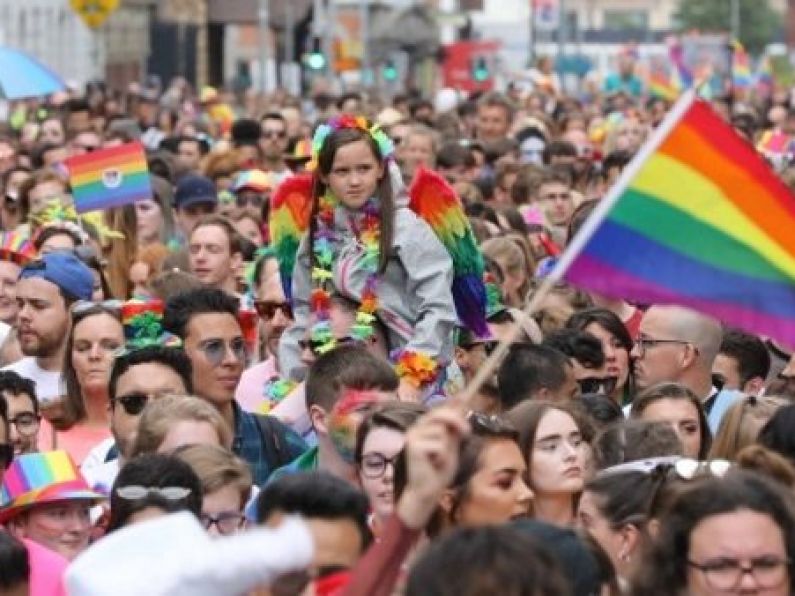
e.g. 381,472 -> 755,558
112,391 -> 151,416
578,376 -> 617,395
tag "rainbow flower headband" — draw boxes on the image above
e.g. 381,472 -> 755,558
311,115 -> 395,165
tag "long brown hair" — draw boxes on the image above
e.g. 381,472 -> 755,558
310,124 -> 395,272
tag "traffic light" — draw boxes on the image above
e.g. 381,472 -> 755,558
382,59 -> 398,82
471,56 -> 490,82
306,37 -> 326,71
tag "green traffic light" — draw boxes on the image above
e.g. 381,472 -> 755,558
307,53 -> 326,70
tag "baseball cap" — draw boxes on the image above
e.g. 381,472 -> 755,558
19,251 -> 94,301
174,175 -> 218,210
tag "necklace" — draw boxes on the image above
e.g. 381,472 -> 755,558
310,190 -> 381,354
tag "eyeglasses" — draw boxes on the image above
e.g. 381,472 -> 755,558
578,376 -> 617,395
633,337 -> 692,359
8,412 -> 40,437
460,340 -> 498,355
198,337 -> 247,367
235,194 -> 265,208
0,444 -> 13,469
254,300 -> 293,320
261,130 -> 287,140
359,452 -> 400,479
200,511 -> 245,535
115,485 -> 192,501
687,556 -> 791,591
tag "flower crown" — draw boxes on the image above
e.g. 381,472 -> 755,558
311,115 -> 395,165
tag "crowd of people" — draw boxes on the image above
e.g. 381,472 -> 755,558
0,63 -> 793,595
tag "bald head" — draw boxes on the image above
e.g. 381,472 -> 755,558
651,306 -> 723,366
633,305 -> 723,395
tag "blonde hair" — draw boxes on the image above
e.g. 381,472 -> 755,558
131,395 -> 232,457
174,443 -> 252,507
481,236 -> 532,305
709,395 -> 789,460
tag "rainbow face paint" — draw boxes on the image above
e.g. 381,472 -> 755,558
327,388 -> 386,462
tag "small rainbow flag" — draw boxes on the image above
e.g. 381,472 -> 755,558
731,40 -> 752,89
558,92 -> 795,344
648,70 -> 679,101
65,142 -> 151,214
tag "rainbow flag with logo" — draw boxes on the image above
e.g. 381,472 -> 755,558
558,92 -> 795,344
65,142 -> 151,214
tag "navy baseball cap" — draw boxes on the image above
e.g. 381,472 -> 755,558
174,175 -> 218,210
20,251 -> 94,301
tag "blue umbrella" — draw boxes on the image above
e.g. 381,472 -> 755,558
0,46 -> 65,100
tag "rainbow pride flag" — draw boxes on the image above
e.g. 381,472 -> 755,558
558,92 -> 795,344
731,40 -> 752,89
65,142 -> 151,214
648,70 -> 679,101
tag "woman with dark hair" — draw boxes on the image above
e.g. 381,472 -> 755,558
57,302 -> 123,462
395,412 -> 532,538
630,471 -> 795,596
354,401 -> 426,536
631,382 -> 712,460
567,306 -> 635,404
578,464 -> 662,587
758,404 -> 795,467
507,400 -> 589,527
108,453 -> 202,532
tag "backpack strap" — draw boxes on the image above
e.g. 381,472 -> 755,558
254,414 -> 293,470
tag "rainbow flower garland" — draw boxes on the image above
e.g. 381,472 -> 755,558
310,190 -> 381,354
311,115 -> 395,165
258,376 -> 298,414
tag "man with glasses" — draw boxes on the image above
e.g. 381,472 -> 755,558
0,371 -> 39,456
631,305 -> 740,431
236,253 -> 293,412
230,169 -> 273,222
81,345 -> 194,492
164,288 -> 306,485
258,113 -> 291,183
188,215 -> 243,297
2,251 -> 93,415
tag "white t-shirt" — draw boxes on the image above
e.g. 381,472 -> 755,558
1,357 -> 63,405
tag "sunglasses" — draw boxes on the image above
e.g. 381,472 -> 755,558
0,443 -> 13,469
116,485 -> 192,501
254,300 -> 293,320
198,337 -> 247,367
235,194 -> 265,208
598,457 -> 732,481
578,376 -> 617,395
261,130 -> 287,140
72,299 -> 123,316
200,511 -> 246,535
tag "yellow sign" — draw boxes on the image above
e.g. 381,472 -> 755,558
70,0 -> 120,29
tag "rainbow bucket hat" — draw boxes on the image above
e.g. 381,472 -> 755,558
0,450 -> 105,523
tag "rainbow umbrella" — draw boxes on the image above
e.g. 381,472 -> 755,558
0,46 -> 65,100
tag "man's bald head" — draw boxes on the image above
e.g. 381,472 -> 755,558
650,305 -> 723,366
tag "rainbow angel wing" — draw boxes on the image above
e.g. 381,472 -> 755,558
408,167 -> 489,337
269,173 -> 314,303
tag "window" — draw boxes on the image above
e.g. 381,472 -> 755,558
603,9 -> 649,31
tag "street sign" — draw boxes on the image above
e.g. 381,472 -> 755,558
533,0 -> 559,31
70,0 -> 120,29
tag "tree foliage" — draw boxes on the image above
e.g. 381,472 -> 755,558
675,0 -> 782,54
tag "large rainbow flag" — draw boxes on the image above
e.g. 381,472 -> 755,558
558,92 -> 795,344
65,142 -> 151,214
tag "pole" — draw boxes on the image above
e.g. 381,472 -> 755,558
558,0 -> 567,74
529,0 -> 536,65
731,0 -> 740,43
458,90 -> 699,406
258,0 -> 270,93
324,0 -> 336,80
360,0 -> 370,85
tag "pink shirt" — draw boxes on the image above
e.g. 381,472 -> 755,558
24,538 -> 68,596
235,356 -> 279,412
